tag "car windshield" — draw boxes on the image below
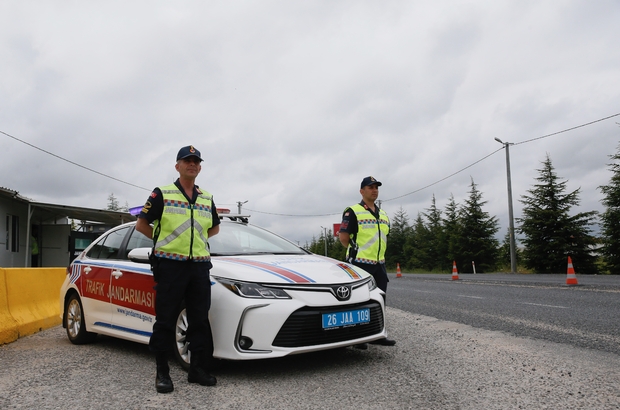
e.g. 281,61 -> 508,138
209,221 -> 307,256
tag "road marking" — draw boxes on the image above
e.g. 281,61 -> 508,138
519,302 -> 569,309
457,295 -> 484,299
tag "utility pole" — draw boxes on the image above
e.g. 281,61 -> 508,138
320,226 -> 328,256
237,200 -> 248,214
495,137 -> 517,274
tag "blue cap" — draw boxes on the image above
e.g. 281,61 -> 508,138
176,145 -> 203,162
361,176 -> 382,188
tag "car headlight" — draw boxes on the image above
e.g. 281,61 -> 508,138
368,276 -> 377,291
216,278 -> 291,299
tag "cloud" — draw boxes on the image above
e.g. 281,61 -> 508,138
1,0 -> 620,245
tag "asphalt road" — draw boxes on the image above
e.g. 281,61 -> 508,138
388,273 -> 620,356
1,273 -> 619,409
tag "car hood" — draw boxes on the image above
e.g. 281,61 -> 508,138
211,254 -> 370,285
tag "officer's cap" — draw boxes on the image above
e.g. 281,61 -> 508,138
361,176 -> 382,189
177,145 -> 203,162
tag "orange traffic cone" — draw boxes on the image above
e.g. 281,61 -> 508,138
566,256 -> 578,285
396,263 -> 402,278
451,261 -> 459,280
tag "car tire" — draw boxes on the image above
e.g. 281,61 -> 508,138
173,301 -> 191,371
64,293 -> 97,344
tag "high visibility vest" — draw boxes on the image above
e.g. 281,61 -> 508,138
347,203 -> 390,264
153,183 -> 214,261
31,236 -> 39,256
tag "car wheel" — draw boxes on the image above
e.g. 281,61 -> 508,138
173,302 -> 191,371
64,293 -> 97,344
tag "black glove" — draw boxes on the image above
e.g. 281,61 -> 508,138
346,243 -> 358,264
149,251 -> 160,283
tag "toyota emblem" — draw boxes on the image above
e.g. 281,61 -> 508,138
335,285 -> 351,301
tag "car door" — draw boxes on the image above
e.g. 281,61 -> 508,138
79,225 -> 132,332
108,226 -> 157,343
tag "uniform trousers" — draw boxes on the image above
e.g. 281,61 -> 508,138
353,261 -> 389,293
149,258 -> 213,356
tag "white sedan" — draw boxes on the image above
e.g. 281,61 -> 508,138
60,216 -> 387,368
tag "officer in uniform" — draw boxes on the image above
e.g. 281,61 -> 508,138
136,145 -> 220,393
339,176 -> 396,347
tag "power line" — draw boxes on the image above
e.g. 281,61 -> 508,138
514,112 -> 620,146
0,130 -> 151,191
3,112 -> 619,217
245,112 -> 620,217
382,147 -> 504,202
385,112 -> 620,202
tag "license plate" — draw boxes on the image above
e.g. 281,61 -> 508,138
322,308 -> 370,329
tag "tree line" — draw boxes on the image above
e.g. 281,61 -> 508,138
307,146 -> 620,275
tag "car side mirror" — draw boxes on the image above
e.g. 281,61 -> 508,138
128,247 -> 151,264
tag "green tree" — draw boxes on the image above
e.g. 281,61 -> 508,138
457,178 -> 499,273
309,235 -> 321,255
518,154 -> 598,274
309,229 -> 331,257
107,193 -> 121,211
404,213 -> 433,271
422,194 -> 446,271
599,144 -> 620,274
308,229 -> 345,260
442,194 -> 462,271
385,207 -> 411,269
498,228 -> 521,272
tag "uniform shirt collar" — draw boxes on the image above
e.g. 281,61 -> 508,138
174,178 -> 200,201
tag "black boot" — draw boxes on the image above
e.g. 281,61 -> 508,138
155,352 -> 174,393
188,351 -> 217,386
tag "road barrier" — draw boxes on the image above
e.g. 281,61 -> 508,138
0,268 -> 66,345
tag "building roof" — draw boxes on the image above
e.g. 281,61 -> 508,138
0,187 -> 136,225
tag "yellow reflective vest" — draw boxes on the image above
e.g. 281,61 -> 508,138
347,203 -> 390,264
153,183 -> 214,261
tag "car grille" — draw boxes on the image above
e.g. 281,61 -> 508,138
272,301 -> 384,347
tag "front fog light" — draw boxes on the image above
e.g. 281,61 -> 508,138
238,336 -> 253,349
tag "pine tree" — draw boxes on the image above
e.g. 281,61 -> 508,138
307,235 -> 319,255
422,195 -> 447,271
498,228 -> 520,272
405,213 -> 434,271
442,194 -> 462,271
598,143 -> 620,274
457,178 -> 499,273
106,193 -> 121,211
385,207 -> 411,269
518,154 -> 598,274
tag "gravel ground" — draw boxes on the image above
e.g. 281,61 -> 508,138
1,307 -> 618,409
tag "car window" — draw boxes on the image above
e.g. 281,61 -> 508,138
124,228 -> 153,259
209,222 -> 305,255
86,226 -> 131,260
85,235 -> 106,259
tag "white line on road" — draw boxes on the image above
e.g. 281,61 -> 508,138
519,302 -> 569,309
457,295 -> 484,299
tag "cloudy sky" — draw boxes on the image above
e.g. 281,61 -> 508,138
1,1 -> 619,246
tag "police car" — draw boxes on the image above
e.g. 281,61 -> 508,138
59,215 -> 387,369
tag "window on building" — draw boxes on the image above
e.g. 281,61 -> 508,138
6,215 -> 19,252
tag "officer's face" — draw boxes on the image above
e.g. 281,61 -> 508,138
176,156 -> 202,178
360,184 -> 379,203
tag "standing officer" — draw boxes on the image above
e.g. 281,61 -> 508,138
136,145 -> 220,393
339,176 -> 396,347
